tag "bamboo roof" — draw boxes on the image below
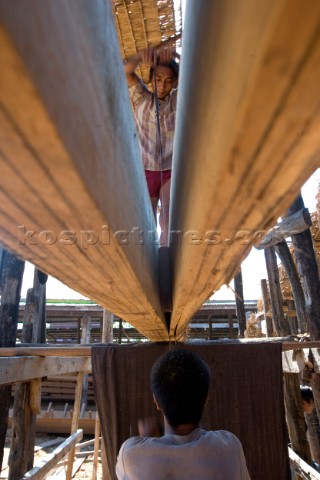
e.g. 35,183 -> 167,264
112,0 -> 182,82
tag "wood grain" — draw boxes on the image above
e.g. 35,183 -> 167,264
0,1 -> 168,340
170,0 -> 320,338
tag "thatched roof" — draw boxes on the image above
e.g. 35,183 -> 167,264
112,0 -> 182,82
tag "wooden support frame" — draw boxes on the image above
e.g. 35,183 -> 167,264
0,341 -> 320,384
0,1 -> 167,341
0,356 -> 91,386
21,429 -> 83,480
170,0 -> 320,338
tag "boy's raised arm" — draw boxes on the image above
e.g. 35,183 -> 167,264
124,48 -> 154,87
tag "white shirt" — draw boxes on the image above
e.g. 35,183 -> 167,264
116,428 -> 251,480
129,82 -> 177,171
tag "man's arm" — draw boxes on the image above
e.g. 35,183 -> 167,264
124,48 -> 153,87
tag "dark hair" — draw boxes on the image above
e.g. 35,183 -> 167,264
150,349 -> 210,427
149,59 -> 179,82
301,386 -> 314,403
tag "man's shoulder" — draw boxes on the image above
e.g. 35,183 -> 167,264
201,429 -> 242,448
129,80 -> 152,104
121,435 -> 146,449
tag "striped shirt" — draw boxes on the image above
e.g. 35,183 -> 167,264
129,81 -> 177,171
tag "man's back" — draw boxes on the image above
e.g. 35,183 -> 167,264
116,428 -> 251,480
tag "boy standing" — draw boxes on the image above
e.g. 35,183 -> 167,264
124,48 -> 179,246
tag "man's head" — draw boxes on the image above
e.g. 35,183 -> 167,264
301,386 -> 315,414
150,60 -> 179,100
150,349 -> 211,427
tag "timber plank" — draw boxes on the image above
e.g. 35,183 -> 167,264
0,347 -> 92,357
21,429 -> 83,480
0,1 -> 167,340
170,0 -> 320,337
0,357 -> 91,386
289,447 -> 320,480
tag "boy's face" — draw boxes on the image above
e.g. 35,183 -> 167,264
303,399 -> 315,414
152,65 -> 177,100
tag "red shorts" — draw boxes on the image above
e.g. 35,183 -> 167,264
145,170 -> 171,198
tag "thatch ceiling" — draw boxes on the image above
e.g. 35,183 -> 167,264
112,0 -> 182,82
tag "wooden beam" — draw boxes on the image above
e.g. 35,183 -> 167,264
289,447 -> 320,480
255,208 -> 312,249
170,0 -> 320,338
21,429 -> 83,480
0,1 -> 167,341
282,350 -> 306,374
0,346 -> 92,357
0,356 -> 91,386
0,336 -> 320,358
8,416 -> 95,436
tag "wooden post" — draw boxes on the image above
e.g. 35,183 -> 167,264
0,250 -> 25,471
9,268 -> 47,479
66,371 -> 84,480
0,246 -> 3,294
264,252 -> 302,472
208,315 -> 212,340
21,269 -> 47,344
275,240 -> 307,334
228,313 -> 234,339
287,194 -> 320,340
234,269 -> 246,338
310,370 -> 320,473
286,299 -> 300,335
102,309 -> 114,343
264,246 -> 290,336
93,309 -> 113,479
0,251 -> 25,347
305,410 -> 320,465
92,414 -> 101,480
77,319 -> 81,344
118,319 -> 122,344
33,269 -> 47,343
80,317 -> 91,411
261,279 -> 273,337
283,373 -> 311,463
310,372 -> 320,454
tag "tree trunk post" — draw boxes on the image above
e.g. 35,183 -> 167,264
0,250 -> 25,471
275,240 -> 307,334
80,316 -> 91,412
283,373 -> 311,463
261,279 -> 273,337
8,268 -> 47,479
264,246 -> 290,336
287,194 -> 320,340
102,309 -> 114,343
234,269 -> 246,338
